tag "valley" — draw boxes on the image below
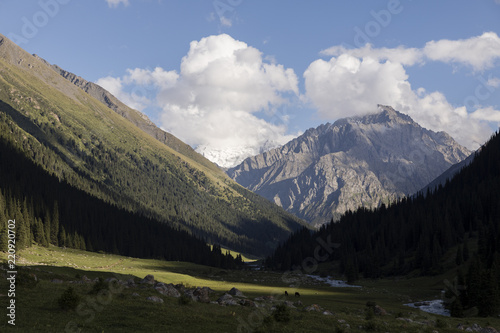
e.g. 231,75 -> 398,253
1,5 -> 500,331
1,245 -> 498,332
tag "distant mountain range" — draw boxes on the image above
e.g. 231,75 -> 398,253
0,33 -> 304,256
228,105 -> 471,226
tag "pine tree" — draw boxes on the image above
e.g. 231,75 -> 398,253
43,211 -> 51,247
59,225 -> 67,247
0,191 -> 8,252
50,201 -> 59,246
34,218 -> 48,247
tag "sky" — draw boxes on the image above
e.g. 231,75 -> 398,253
1,0 -> 500,167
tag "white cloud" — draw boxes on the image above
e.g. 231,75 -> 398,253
304,53 -> 496,150
307,32 -> 500,149
97,34 -> 299,167
321,32 -> 500,72
321,44 -> 423,66
470,107 -> 500,122
156,34 -> 299,167
423,32 -> 500,72
105,0 -> 129,8
304,54 -> 413,118
96,67 -> 178,111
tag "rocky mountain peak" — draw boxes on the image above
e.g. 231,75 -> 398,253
228,105 -> 471,226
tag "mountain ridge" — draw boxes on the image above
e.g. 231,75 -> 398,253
0,33 -> 305,256
228,105 -> 471,225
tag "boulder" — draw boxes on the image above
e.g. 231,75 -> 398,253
480,327 -> 499,333
304,304 -> 323,312
193,287 -> 211,303
374,305 -> 387,316
228,287 -> 245,297
51,279 -> 64,284
175,284 -> 186,293
81,275 -> 91,283
239,299 -> 256,307
140,274 -> 155,285
155,283 -> 180,298
146,296 -> 163,303
217,293 -> 239,306
183,290 -> 198,302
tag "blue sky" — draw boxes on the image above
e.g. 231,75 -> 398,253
1,0 -> 500,166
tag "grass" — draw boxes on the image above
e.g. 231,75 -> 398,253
0,245 -> 499,332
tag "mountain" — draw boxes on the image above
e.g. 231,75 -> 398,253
417,151 -> 476,195
0,33 -> 304,256
267,129 -> 500,316
228,105 -> 471,226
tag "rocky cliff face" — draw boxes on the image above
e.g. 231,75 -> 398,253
228,105 -> 471,226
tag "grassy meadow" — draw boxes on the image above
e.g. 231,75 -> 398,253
0,245 -> 498,332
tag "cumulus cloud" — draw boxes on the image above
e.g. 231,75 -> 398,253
97,34 -> 299,167
304,54 -> 412,119
321,44 -> 423,66
105,0 -> 129,8
304,54 -> 497,150
306,32 -> 500,150
157,34 -> 299,167
423,32 -> 500,72
96,67 -> 178,111
471,106 -> 500,122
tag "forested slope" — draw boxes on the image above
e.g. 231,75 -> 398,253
0,33 -> 304,256
268,130 -> 500,316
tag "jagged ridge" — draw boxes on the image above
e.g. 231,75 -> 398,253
228,105 -> 471,226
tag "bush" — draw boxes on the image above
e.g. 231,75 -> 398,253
273,303 -> 291,323
365,307 -> 375,320
89,277 -> 108,295
365,301 -> 377,308
58,287 -> 81,310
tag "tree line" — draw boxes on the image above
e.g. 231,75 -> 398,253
267,130 -> 500,317
0,134 -> 243,269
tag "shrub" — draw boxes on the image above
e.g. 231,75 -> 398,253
365,307 -> 375,320
58,287 -> 81,310
89,277 -> 109,295
365,301 -> 377,308
273,303 -> 291,323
